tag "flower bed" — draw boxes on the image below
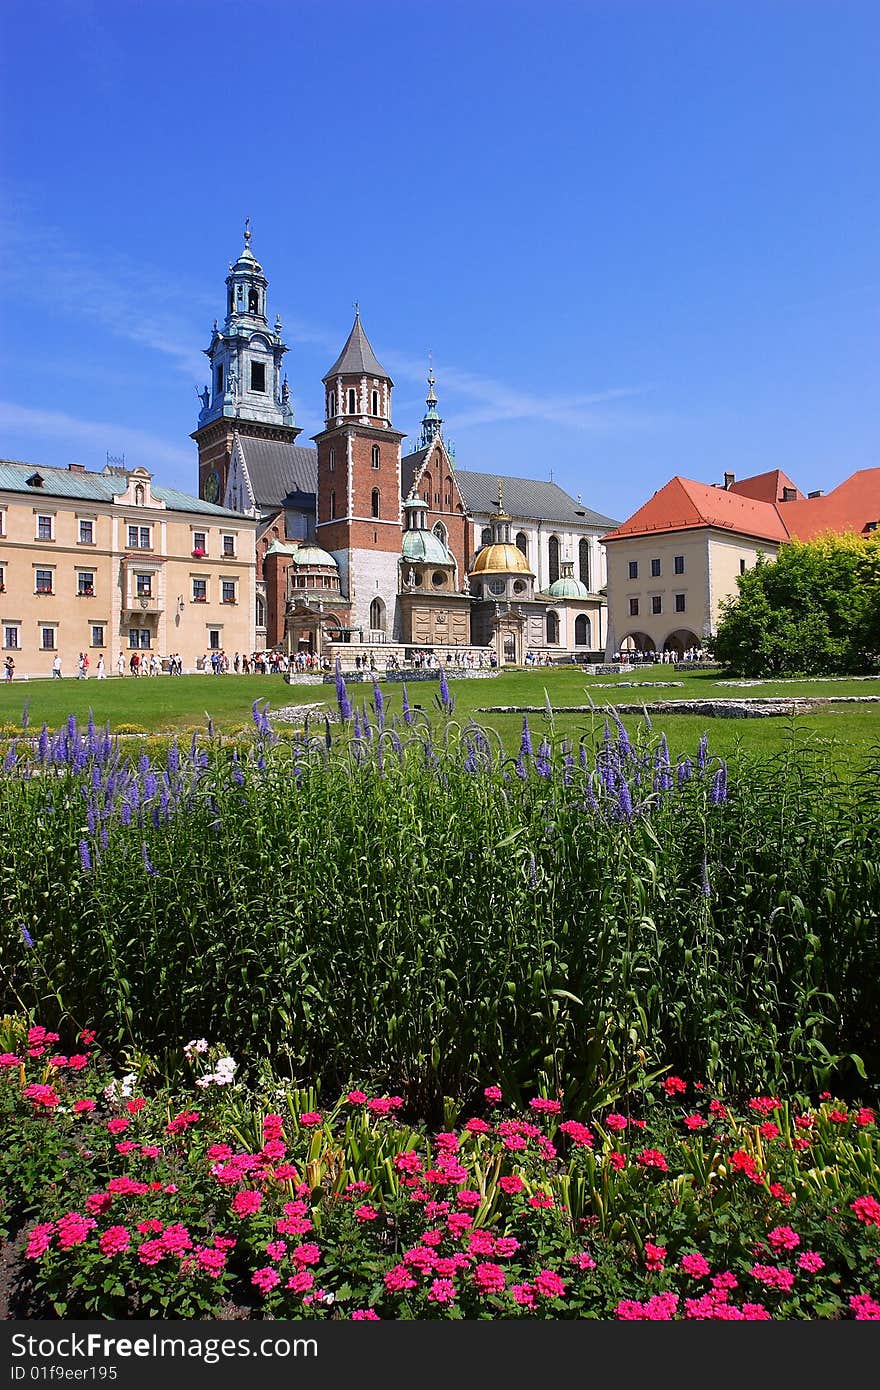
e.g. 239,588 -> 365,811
1,1026 -> 878,1320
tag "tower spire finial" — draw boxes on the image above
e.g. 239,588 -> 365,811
353,300 -> 360,320
418,351 -> 443,448
244,216 -> 251,248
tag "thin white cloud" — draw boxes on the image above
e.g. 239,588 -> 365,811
0,401 -> 192,472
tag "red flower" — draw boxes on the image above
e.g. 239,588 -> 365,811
662,1076 -> 687,1096
636,1148 -> 669,1172
852,1195 -> 880,1228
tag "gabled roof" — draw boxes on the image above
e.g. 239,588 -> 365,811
0,460 -> 244,518
453,468 -> 619,529
236,437 -> 317,510
401,447 -> 430,501
602,476 -> 790,545
322,313 -> 390,383
781,468 -> 880,541
729,470 -> 804,503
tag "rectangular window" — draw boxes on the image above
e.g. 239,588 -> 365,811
250,361 -> 266,393
221,580 -> 236,604
91,625 -> 105,647
40,627 -> 56,650
674,555 -> 685,575
651,558 -> 661,578
192,578 -> 207,602
0,565 -> 5,592
675,593 -> 686,613
208,629 -> 221,650
37,515 -> 53,541
740,559 -> 747,575
651,595 -> 662,615
629,597 -> 639,617
77,572 -> 95,595
135,573 -> 152,597
216,364 -> 224,394
35,569 -> 53,594
3,626 -> 19,650
328,447 -> 335,472
0,509 -> 6,537
128,629 -> 151,649
79,519 -> 95,545
140,526 -> 150,549
128,525 -> 151,549
192,531 -> 207,553
222,534 -> 235,557
628,560 -> 638,580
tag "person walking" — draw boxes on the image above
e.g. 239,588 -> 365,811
77,652 -> 86,680
96,654 -> 106,679
4,655 -> 14,682
52,654 -> 62,679
117,652 -> 126,677
130,652 -> 140,677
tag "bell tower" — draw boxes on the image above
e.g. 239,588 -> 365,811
313,309 -> 405,639
192,221 -> 299,506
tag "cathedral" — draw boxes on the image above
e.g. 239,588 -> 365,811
192,226 -> 618,664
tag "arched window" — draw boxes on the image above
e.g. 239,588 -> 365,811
371,488 -> 381,518
480,527 -> 492,547
579,538 -> 590,589
248,288 -> 259,313
548,535 -> 560,586
328,391 -> 336,417
371,445 -> 380,470
371,389 -> 379,416
329,490 -> 336,520
422,472 -> 432,506
547,611 -> 560,644
255,595 -> 266,628
515,531 -> 528,558
347,387 -> 357,414
369,597 -> 385,632
433,521 -> 447,547
575,614 -> 590,646
328,447 -> 335,472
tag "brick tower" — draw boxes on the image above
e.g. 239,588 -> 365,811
191,221 -> 300,507
313,310 -> 405,640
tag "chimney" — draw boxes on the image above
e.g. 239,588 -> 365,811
723,472 -> 735,490
781,487 -> 797,502
68,462 -> 85,472
807,489 -> 823,499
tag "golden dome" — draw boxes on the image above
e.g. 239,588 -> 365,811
470,542 -> 534,576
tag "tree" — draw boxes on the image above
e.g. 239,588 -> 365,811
711,533 -> 880,676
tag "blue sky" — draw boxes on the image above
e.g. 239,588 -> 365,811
1,0 -> 877,523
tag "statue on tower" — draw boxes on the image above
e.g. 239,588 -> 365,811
197,384 -> 210,413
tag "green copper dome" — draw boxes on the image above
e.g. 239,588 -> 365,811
546,575 -> 590,599
402,530 -> 453,564
292,543 -> 338,568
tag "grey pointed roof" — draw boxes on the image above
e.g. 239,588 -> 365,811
453,468 -> 619,529
236,437 -> 318,510
400,447 -> 430,501
323,313 -> 391,383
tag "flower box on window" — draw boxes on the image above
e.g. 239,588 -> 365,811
221,598 -> 237,605
191,548 -> 206,558
192,595 -> 207,603
77,587 -> 95,597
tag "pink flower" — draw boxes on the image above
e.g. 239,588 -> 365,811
447,1212 -> 474,1235
72,1099 -> 96,1115
137,1239 -> 166,1267
636,1148 -> 668,1172
662,1076 -> 687,1096
298,1112 -> 322,1128
708,1099 -> 728,1119
394,1151 -> 423,1174
684,1114 -> 706,1130
261,1139 -> 286,1161
473,1262 -> 506,1295
533,1268 -> 565,1299
712,1271 -> 738,1292
427,1278 -> 456,1304
126,1097 -> 146,1114
797,1252 -> 825,1273
196,1247 -> 227,1278
115,1140 -> 137,1155
107,1117 -> 130,1135
166,1110 -> 200,1134
502,1135 -> 527,1152
528,1192 -> 554,1210
605,1113 -> 628,1131
529,1097 -> 561,1115
855,1107 -> 875,1127
511,1283 -> 535,1308
346,1090 -> 368,1105
852,1195 -> 880,1228
25,1223 -> 55,1260
457,1189 -> 482,1209
681,1252 -> 711,1278
748,1095 -> 781,1116
558,1120 -> 593,1147
494,1237 -> 519,1258
570,1252 -> 597,1271
795,1114 -> 816,1130
617,1293 -> 679,1320
749,1263 -> 795,1292
767,1225 -> 800,1253
608,1151 -> 626,1170
644,1242 -> 666,1272
0,1053 -> 21,1069
850,1294 -> 880,1320
498,1174 -> 524,1195
286,1270 -> 315,1294
354,1204 -> 378,1223
465,1118 -> 491,1134
252,1266 -> 280,1295
484,1085 -> 502,1103
56,1212 -> 96,1250
292,1242 -> 321,1266
85,1192 -> 112,1216
232,1189 -> 263,1218
99,1226 -> 130,1257
140,1145 -> 161,1158
23,1083 -> 60,1109
759,1121 -> 780,1141
828,1109 -> 849,1124
384,1264 -> 418,1292
266,1240 -> 287,1262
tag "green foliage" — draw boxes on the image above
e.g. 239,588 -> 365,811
713,534 -> 880,676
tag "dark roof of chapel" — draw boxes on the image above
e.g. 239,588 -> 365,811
236,437 -> 318,509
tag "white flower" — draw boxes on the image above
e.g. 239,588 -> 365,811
184,1039 -> 209,1057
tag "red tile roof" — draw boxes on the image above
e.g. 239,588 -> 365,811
603,468 -> 880,546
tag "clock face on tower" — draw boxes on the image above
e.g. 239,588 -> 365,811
204,469 -> 221,505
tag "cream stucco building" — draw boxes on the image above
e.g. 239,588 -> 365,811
0,461 -> 257,677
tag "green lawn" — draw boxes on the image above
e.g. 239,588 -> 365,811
1,667 -> 879,763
